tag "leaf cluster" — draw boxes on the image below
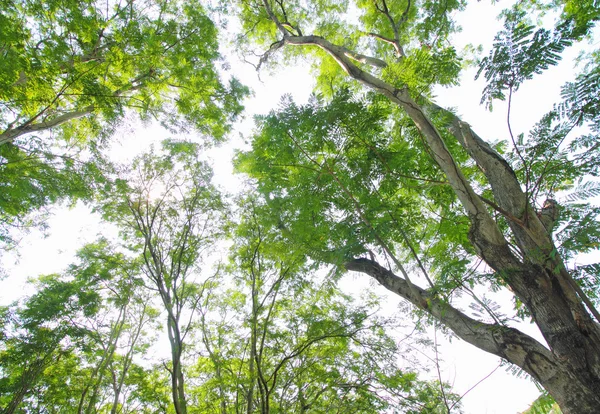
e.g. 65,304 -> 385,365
236,90 -> 477,296
1,0 -> 247,143
477,8 -> 573,108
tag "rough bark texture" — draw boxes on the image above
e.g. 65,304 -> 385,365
345,259 -> 600,413
260,2 -> 600,412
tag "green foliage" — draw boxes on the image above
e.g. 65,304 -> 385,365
0,0 -> 247,144
233,0 -> 466,95
561,0 -> 600,38
558,63 -> 600,133
0,0 -> 248,250
383,46 -> 462,94
0,240 -> 159,413
99,139 -> 226,277
0,139 -> 108,247
97,139 -> 230,414
571,262 -> 600,306
477,8 -> 573,108
4,0 -> 600,412
556,203 -> 600,257
478,0 -> 600,109
236,90 -> 475,295
186,202 -> 462,413
523,392 -> 562,414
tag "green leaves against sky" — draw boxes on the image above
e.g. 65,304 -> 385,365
2,0 -> 600,413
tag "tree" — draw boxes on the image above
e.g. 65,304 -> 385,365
232,1 -> 600,412
189,196 -> 460,413
0,137 -> 107,248
65,240 -> 160,414
0,0 -> 246,146
0,240 -> 159,414
100,140 -> 227,414
0,0 -> 247,250
0,271 -> 101,413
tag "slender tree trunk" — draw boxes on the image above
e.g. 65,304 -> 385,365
2,352 -> 56,414
200,311 -> 228,414
2,384 -> 30,414
246,269 -> 260,414
110,302 -> 149,414
166,313 -> 187,414
1,368 -> 39,414
246,341 -> 256,414
84,306 -> 127,414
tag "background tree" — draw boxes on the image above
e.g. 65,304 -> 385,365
0,239 -> 158,414
0,138 -> 108,248
189,196 -> 461,414
100,140 -> 227,414
0,0 -> 246,145
232,0 -> 600,412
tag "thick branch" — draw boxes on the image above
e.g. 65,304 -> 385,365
343,48 -> 388,68
0,106 -> 94,145
281,34 -> 513,263
427,102 -> 600,326
262,0 -> 293,36
345,257 -> 561,385
366,32 -> 404,57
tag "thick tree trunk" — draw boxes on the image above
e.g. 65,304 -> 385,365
258,6 -> 600,411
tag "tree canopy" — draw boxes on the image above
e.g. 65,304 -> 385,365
0,0 -> 247,249
1,0 -> 600,413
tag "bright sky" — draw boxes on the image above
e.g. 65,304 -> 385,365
2,1 -> 597,413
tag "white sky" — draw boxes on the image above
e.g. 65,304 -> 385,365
1,1 -> 597,413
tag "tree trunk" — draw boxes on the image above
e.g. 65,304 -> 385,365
83,306 -> 127,414
110,302 -> 148,414
2,352 -> 55,414
345,258 -> 600,414
166,312 -> 187,414
200,311 -> 228,414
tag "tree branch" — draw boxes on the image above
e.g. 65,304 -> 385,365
344,257 -> 562,386
0,106 -> 94,145
373,0 -> 406,58
279,34 -> 513,265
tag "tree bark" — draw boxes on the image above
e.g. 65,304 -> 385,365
166,308 -> 187,414
345,258 -> 600,413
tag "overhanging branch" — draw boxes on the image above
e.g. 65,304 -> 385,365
0,106 -> 94,145
345,257 -> 561,385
